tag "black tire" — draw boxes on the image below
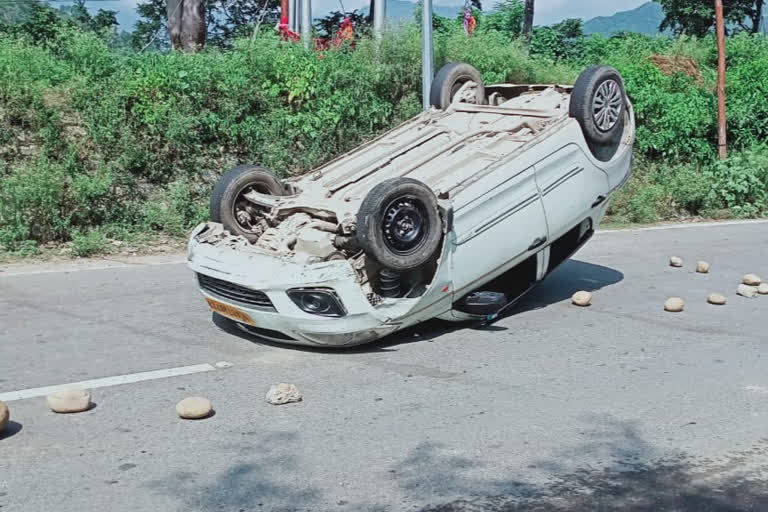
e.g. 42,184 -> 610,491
357,178 -> 442,271
430,62 -> 486,110
569,66 -> 627,145
210,165 -> 284,243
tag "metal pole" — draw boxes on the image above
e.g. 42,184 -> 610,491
422,0 -> 434,110
715,0 -> 727,160
288,0 -> 295,32
301,0 -> 311,49
373,0 -> 386,40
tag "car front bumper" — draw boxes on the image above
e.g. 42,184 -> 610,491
186,223 -> 418,347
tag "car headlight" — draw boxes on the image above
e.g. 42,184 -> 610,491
287,288 -> 347,317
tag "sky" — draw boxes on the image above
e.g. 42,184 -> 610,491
59,0 -> 650,32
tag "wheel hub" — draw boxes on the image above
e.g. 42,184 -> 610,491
382,197 -> 428,254
233,184 -> 269,234
592,79 -> 623,132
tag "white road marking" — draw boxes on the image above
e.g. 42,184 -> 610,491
0,363 -> 216,402
600,218 -> 768,233
0,255 -> 187,277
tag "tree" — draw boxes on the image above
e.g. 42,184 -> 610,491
133,0 -> 280,50
529,18 -> 583,61
482,0 -> 524,39
659,0 -> 763,37
167,0 -> 206,51
132,0 -> 166,49
59,0 -> 118,33
522,0 -> 533,40
0,0 -> 35,25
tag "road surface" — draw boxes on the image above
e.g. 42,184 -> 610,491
1,221 -> 768,511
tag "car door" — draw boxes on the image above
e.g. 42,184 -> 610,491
451,165 -> 549,297
534,144 -> 610,241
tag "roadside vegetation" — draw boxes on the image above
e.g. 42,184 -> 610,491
2,3 -> 768,259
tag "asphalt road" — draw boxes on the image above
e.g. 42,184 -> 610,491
1,221 -> 768,512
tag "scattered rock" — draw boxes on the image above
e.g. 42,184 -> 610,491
664,297 -> 685,312
571,291 -> 592,307
266,383 -> 302,405
738,284 -> 758,298
47,388 -> 91,413
696,261 -> 710,273
176,397 -> 213,419
743,274 -> 762,286
0,400 -> 8,433
707,293 -> 727,305
214,361 -> 234,369
669,256 -> 683,268
758,283 -> 768,295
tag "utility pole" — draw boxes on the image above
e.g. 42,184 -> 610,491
301,0 -> 311,49
523,0 -> 534,42
715,0 -> 727,159
373,0 -> 386,40
422,0 -> 434,110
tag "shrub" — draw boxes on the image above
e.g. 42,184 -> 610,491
2,23 -> 768,252
703,146 -> 768,218
71,228 -> 107,256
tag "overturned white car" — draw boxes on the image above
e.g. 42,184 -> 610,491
187,63 -> 635,347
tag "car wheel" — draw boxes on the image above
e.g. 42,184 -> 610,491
357,178 -> 443,271
569,66 -> 627,145
430,62 -> 486,110
210,165 -> 284,243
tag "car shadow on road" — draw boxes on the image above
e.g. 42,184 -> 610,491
0,421 -> 22,440
214,259 -> 623,354
514,258 -> 624,314
378,415 -> 768,511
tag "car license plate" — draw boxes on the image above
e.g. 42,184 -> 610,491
205,297 -> 256,326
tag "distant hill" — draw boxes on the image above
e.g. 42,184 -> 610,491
583,2 -> 665,36
359,0 -> 462,21
583,1 -> 768,37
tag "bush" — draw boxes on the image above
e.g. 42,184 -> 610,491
703,146 -> 768,218
1,22 -> 768,255
71,228 -> 107,256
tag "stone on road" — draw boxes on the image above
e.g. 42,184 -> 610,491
758,283 -> 768,295
707,293 -> 727,305
696,261 -> 710,273
0,400 -> 8,432
176,397 -> 213,419
571,291 -> 592,307
47,388 -> 91,413
737,284 -> 758,298
669,256 -> 683,267
266,383 -> 302,405
664,297 -> 685,312
743,273 -> 762,286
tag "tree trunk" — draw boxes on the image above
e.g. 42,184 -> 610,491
167,0 -> 183,49
523,0 -> 534,41
752,0 -> 764,33
167,0 -> 206,52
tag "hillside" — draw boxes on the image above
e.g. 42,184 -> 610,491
583,1 -> 664,36
359,0 -> 462,21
